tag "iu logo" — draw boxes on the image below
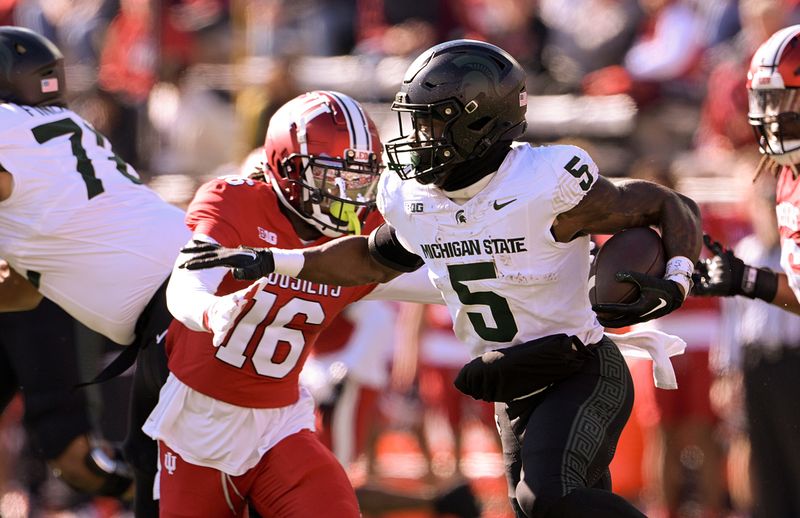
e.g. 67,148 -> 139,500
455,209 -> 467,224
164,451 -> 177,475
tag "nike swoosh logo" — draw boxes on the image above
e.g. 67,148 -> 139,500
493,198 -> 517,210
641,298 -> 667,318
155,329 -> 168,344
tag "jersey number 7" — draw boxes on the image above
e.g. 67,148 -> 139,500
32,117 -> 141,199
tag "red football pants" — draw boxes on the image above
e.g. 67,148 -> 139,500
158,429 -> 360,517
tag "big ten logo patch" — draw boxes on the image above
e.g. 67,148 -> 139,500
164,451 -> 177,475
405,201 -> 424,214
258,227 -> 278,245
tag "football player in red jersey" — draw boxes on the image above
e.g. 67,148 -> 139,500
144,91 -> 441,517
690,23 -> 800,518
694,25 -> 800,314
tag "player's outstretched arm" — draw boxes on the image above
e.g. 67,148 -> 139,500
0,261 -> 43,311
180,235 -> 404,286
693,234 -> 800,315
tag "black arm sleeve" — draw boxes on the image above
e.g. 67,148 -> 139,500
368,223 -> 424,273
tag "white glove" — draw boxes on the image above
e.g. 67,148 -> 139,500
203,278 -> 268,347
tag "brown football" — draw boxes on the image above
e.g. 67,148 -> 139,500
589,227 -> 666,321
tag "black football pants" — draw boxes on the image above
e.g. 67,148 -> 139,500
0,299 -> 93,460
495,335 -> 646,518
121,283 -> 171,518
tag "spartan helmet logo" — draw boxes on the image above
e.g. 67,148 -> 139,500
454,55 -> 499,101
455,209 -> 467,224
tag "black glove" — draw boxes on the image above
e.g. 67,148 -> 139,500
692,234 -> 778,301
179,241 -> 275,281
592,271 -> 684,328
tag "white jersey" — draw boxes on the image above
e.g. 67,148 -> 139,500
0,103 -> 190,345
378,143 -> 605,357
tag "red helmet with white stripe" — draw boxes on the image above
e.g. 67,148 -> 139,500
747,24 -> 800,166
265,90 -> 382,237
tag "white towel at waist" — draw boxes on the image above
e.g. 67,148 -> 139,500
606,329 -> 687,390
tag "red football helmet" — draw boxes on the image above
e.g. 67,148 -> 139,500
747,24 -> 800,166
264,91 -> 382,237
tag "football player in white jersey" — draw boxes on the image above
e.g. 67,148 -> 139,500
0,26 -> 189,516
694,25 -> 800,315
180,40 -> 702,517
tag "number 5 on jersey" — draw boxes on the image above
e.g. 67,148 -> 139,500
564,155 -> 594,191
448,262 -> 518,343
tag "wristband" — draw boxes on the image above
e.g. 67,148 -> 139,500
665,256 -> 694,278
741,265 -> 778,302
272,248 -> 305,277
665,256 -> 693,300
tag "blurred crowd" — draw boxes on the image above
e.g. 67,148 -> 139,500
3,0 -> 800,184
3,0 -> 800,517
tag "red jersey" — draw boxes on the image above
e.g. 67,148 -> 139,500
777,166 -> 800,245
776,167 -> 800,297
166,177 -> 378,408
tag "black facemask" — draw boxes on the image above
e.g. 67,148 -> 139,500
426,141 -> 512,191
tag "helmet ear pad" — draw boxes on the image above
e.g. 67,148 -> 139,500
274,153 -> 306,208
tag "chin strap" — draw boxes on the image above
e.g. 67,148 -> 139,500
330,177 -> 362,234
